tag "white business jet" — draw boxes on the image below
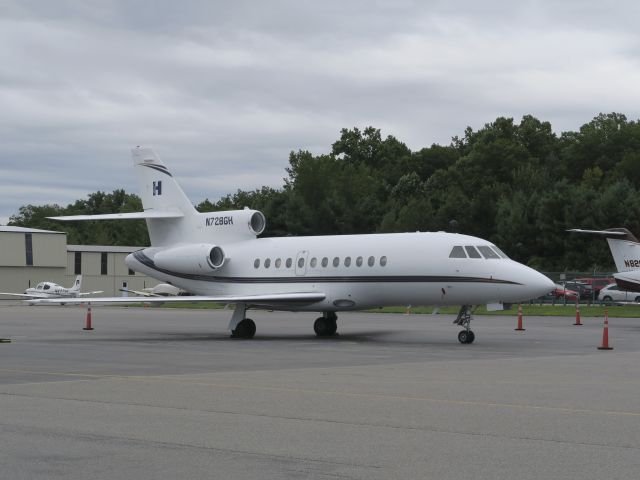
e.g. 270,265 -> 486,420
569,228 -> 640,291
37,147 -> 553,343
0,275 -> 102,300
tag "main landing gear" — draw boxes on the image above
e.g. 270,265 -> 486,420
228,305 -> 339,339
314,312 -> 338,337
454,305 -> 475,344
229,303 -> 256,339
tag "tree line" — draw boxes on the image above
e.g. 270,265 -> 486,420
9,112 -> 640,271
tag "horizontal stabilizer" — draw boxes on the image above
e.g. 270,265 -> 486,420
27,292 -> 326,306
568,228 -> 638,242
48,211 -> 185,221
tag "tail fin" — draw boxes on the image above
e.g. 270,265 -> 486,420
132,147 -> 198,246
606,235 -> 640,272
69,275 -> 82,292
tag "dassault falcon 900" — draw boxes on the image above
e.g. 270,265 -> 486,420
37,147 -> 554,343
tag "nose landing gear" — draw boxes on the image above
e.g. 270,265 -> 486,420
454,305 -> 475,344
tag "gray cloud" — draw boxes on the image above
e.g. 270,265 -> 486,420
1,0 -> 640,223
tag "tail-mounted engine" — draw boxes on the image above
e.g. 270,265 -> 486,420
202,209 -> 266,238
153,244 -> 226,274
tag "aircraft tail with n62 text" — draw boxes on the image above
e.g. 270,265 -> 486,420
568,228 -> 640,291
42,147 -> 554,344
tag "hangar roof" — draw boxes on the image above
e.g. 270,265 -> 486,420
0,226 -> 64,234
67,245 -> 142,253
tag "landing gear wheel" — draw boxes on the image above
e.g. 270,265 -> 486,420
233,318 -> 256,339
314,317 -> 337,337
458,330 -> 475,344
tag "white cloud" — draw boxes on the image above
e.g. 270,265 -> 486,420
1,0 -> 640,225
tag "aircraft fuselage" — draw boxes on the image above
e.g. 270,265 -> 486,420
126,231 -> 552,311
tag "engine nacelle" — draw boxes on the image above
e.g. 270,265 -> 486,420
201,209 -> 266,238
153,244 -> 225,274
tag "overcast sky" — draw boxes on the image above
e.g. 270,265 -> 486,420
1,0 -> 639,224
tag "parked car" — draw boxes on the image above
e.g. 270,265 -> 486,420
598,283 -> 640,304
563,281 -> 593,300
575,277 -> 614,297
551,284 -> 579,301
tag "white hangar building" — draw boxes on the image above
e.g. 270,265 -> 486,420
0,226 -> 161,299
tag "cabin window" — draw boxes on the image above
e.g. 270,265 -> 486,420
298,257 -> 305,268
368,256 -> 375,267
449,246 -> 466,258
333,257 -> 340,267
254,258 -> 260,269
380,256 -> 387,266
310,257 -> 317,268
275,258 -> 282,268
477,246 -> 500,259
356,256 -> 363,267
491,245 -> 509,258
321,257 -> 328,267
286,258 -> 292,268
264,258 -> 271,268
344,257 -> 351,267
464,246 -> 482,259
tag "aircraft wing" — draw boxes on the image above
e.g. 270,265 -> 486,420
49,211 -> 184,221
27,292 -> 326,306
78,291 -> 105,296
0,292 -> 42,299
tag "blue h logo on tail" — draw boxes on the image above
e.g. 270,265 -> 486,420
153,181 -> 162,196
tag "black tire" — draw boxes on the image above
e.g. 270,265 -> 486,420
458,330 -> 469,344
602,296 -> 613,305
467,330 -> 475,344
234,318 -> 256,339
314,317 -> 337,336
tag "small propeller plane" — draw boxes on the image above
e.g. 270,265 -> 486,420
0,275 -> 103,301
32,147 -> 554,343
119,283 -> 188,297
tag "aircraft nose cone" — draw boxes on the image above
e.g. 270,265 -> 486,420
529,269 -> 555,297
497,262 -> 555,302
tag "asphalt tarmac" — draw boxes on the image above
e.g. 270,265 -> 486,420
1,305 -> 639,479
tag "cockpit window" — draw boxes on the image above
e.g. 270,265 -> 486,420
43,284 -> 51,290
491,245 -> 509,259
449,246 -> 466,258
464,246 -> 482,258
477,246 -> 500,259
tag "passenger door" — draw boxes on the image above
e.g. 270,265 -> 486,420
295,250 -> 308,276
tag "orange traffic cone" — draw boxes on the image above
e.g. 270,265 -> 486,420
83,306 -> 94,331
515,304 -> 525,331
574,300 -> 582,326
597,310 -> 613,350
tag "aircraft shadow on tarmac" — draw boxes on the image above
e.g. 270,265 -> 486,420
44,330 -> 459,346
